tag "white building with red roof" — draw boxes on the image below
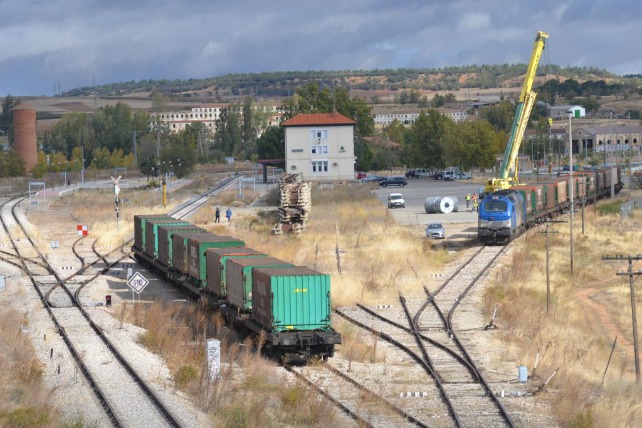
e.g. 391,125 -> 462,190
282,112 -> 356,181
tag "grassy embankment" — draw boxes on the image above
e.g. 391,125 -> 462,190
483,196 -> 642,427
73,180 -> 451,426
0,309 -> 63,427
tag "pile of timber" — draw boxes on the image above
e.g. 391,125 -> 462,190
273,173 -> 311,234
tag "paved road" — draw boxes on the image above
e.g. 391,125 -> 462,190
373,177 -> 482,243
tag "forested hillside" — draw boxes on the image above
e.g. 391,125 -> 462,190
61,64 -> 627,99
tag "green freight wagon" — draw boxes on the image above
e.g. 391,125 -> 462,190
145,219 -> 190,258
179,233 -> 245,288
133,214 -> 172,252
157,224 -> 204,267
251,266 -> 333,332
205,247 -> 266,297
226,256 -> 293,311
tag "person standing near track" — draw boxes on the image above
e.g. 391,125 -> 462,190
215,207 -> 220,223
465,193 -> 471,209
226,207 -> 232,222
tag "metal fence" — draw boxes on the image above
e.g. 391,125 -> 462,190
621,197 -> 642,222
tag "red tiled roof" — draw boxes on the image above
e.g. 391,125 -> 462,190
282,112 -> 356,127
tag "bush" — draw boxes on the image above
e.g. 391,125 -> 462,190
597,200 -> 622,215
174,365 -> 197,389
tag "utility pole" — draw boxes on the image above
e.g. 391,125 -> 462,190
602,254 -> 642,382
536,219 -> 565,314
568,112 -> 574,275
610,112 -> 615,198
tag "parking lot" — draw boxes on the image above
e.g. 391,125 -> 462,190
372,177 -> 481,244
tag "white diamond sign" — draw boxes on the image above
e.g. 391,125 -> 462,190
127,271 -> 149,294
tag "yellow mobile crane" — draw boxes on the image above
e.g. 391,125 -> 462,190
485,31 -> 549,193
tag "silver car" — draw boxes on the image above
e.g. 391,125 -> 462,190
425,223 -> 445,239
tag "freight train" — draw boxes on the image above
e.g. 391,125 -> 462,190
478,167 -> 624,245
132,214 -> 341,360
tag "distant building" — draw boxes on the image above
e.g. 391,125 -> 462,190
282,112 -> 356,181
373,107 -> 468,126
573,125 -> 642,154
549,105 -> 585,119
155,103 -> 283,134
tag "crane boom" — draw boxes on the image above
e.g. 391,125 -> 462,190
485,31 -> 549,193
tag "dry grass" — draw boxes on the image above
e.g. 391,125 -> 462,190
0,309 -> 62,427
116,301 -> 339,426
483,196 -> 642,427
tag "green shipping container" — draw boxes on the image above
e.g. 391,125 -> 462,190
134,214 -> 172,252
145,219 -> 190,258
157,224 -> 204,267
187,234 -> 246,287
251,266 -> 332,332
226,256 -> 293,310
205,247 -> 266,297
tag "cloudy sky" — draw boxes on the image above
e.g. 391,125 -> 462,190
1,0 -> 641,96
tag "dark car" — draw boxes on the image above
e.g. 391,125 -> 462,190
405,169 -> 419,178
432,171 -> 445,180
379,176 -> 407,187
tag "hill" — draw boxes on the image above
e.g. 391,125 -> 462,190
59,64 -> 630,102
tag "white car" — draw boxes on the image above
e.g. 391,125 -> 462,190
444,171 -> 472,181
388,193 -> 405,208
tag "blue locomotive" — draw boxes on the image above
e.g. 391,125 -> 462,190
478,167 -> 623,245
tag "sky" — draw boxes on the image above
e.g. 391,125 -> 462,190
1,0 -> 641,96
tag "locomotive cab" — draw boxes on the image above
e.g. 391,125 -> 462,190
478,190 -> 526,244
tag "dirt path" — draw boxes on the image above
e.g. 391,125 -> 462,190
575,280 -> 637,363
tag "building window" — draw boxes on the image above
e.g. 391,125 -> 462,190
309,129 -> 328,140
311,161 -> 328,173
311,145 -> 328,155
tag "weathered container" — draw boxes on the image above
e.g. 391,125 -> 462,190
134,214 -> 172,252
511,186 -> 533,214
158,224 -> 204,267
172,232 -> 220,276
187,235 -> 246,287
226,256 -> 293,311
555,180 -> 568,204
145,219 -> 190,258
604,167 -> 618,190
205,247 -> 266,297
513,185 -> 544,213
540,182 -> 557,209
596,169 -> 606,192
251,266 -> 332,332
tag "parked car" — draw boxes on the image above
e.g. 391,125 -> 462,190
361,174 -> 387,183
406,168 -> 431,178
432,171 -> 445,180
425,223 -> 446,239
444,171 -> 472,181
379,176 -> 407,187
387,192 -> 405,208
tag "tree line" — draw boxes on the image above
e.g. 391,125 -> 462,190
60,64 -> 629,98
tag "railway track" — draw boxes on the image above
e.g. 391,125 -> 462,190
333,246 -> 517,427
0,196 -> 183,428
0,176 -> 249,426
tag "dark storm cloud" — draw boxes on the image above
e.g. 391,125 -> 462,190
1,0 -> 641,96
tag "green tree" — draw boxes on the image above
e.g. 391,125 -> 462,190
409,109 -> 452,169
479,101 -> 515,132
214,106 -> 242,157
282,82 -> 374,137
0,95 -> 20,144
0,149 -> 25,176
256,125 -> 285,160
138,155 -> 159,181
